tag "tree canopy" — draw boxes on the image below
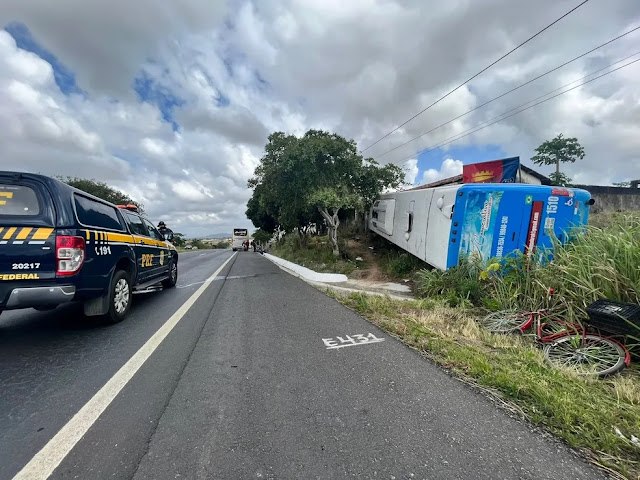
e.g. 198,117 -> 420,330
531,134 -> 585,186
246,129 -> 404,255
60,177 -> 144,212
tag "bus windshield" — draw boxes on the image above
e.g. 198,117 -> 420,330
232,228 -> 249,251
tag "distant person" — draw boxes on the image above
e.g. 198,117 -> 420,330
251,240 -> 256,252
157,221 -> 174,241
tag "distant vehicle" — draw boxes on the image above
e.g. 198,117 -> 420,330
0,172 -> 179,323
232,228 -> 248,251
370,183 -> 593,270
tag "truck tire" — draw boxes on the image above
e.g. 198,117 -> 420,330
162,260 -> 178,288
105,270 -> 132,324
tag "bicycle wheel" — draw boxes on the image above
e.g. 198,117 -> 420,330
478,311 -> 532,334
543,334 -> 628,377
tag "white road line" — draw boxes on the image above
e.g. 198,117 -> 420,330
176,277 -> 224,289
12,252 -> 237,480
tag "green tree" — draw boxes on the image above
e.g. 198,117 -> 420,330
531,134 -> 585,186
248,129 -> 404,256
60,177 -> 144,212
252,228 -> 272,245
171,232 -> 186,247
245,183 -> 279,233
310,187 -> 361,256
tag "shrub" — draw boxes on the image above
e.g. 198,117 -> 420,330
380,251 -> 426,278
415,212 -> 640,334
415,259 -> 484,308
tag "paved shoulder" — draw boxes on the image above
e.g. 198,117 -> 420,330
133,253 -> 603,480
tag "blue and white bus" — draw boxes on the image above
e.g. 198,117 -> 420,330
370,183 -> 593,270
232,228 -> 249,252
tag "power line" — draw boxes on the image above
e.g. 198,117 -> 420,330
375,25 -> 640,160
360,0 -> 592,153
391,55 -> 640,166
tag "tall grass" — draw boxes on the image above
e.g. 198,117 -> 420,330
415,259 -> 484,308
379,251 -> 427,278
415,212 -> 640,324
548,214 -> 640,319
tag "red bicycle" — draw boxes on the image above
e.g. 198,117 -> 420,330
480,300 -> 631,377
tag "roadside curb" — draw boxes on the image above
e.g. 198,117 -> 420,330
263,253 -> 416,302
263,253 -> 348,283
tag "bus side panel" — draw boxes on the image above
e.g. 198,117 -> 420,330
448,186 -> 509,268
448,185 -> 592,268
423,187 -> 456,270
519,186 -> 591,263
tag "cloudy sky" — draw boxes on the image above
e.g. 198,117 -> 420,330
1,0 -> 639,236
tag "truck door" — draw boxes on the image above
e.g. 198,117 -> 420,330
0,179 -> 57,307
142,218 -> 171,279
122,211 -> 154,284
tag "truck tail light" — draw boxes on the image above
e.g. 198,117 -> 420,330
56,235 -> 85,277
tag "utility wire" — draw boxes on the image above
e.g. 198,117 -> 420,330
375,25 -> 640,160
360,0 -> 591,153
391,55 -> 640,166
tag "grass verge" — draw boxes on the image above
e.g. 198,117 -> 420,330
271,235 -> 361,275
271,228 -> 429,282
327,290 -> 640,479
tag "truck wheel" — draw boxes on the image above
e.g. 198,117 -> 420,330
106,270 -> 132,323
162,260 -> 178,288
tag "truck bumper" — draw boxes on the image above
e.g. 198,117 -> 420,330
4,285 -> 76,309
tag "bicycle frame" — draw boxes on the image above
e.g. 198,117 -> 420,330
519,310 -> 584,344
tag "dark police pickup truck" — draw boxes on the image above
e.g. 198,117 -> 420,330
0,172 -> 178,323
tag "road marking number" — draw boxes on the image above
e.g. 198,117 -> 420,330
322,333 -> 384,350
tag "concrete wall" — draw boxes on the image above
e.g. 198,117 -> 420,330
518,168 -> 542,185
574,185 -> 640,213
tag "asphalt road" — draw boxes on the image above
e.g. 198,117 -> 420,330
0,251 -> 604,479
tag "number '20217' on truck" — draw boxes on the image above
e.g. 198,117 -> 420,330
0,172 -> 178,323
369,183 -> 593,270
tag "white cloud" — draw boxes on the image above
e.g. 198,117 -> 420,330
0,0 -> 639,235
403,158 -> 419,185
421,158 -> 464,185
171,180 -> 213,202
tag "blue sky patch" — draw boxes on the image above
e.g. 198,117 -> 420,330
216,93 -> 231,107
4,22 -> 81,95
416,144 -> 510,181
133,72 -> 185,131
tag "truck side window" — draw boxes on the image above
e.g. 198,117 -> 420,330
124,212 -> 149,236
74,194 -> 124,231
143,219 -> 164,241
